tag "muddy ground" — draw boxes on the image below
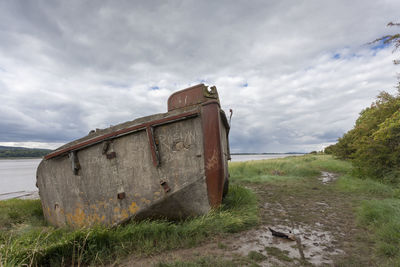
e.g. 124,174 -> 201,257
118,173 -> 374,266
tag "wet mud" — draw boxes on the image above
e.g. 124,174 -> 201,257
319,172 -> 338,184
230,224 -> 343,266
120,171 -> 363,266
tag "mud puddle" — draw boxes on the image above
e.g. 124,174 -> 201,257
231,224 -> 343,266
319,172 -> 337,184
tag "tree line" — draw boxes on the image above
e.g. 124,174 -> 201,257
0,146 -> 52,158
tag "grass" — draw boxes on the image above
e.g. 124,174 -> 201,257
264,247 -> 292,262
247,251 -> 267,262
229,155 -> 352,183
328,158 -> 400,266
0,199 -> 45,231
155,252 -> 268,267
155,256 -> 238,267
336,174 -> 400,199
356,199 -> 400,266
0,185 -> 258,266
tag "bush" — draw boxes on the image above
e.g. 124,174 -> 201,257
329,91 -> 400,182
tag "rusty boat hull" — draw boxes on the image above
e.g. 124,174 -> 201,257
36,84 -> 230,228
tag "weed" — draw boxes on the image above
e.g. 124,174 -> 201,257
336,175 -> 399,198
0,199 -> 44,231
265,247 -> 292,262
155,256 -> 239,267
247,251 -> 267,262
217,242 -> 227,249
355,198 -> 400,263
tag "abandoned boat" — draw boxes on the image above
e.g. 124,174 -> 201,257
36,84 -> 231,228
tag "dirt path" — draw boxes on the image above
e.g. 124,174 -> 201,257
118,173 -> 373,266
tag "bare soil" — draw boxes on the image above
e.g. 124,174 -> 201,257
118,173 -> 374,266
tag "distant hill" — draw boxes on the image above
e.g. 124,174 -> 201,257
0,146 -> 52,158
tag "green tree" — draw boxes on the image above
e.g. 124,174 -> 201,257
329,22 -> 400,182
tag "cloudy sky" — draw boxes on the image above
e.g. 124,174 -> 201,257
0,1 -> 399,153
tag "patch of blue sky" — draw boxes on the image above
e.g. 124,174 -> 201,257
331,51 -> 361,60
371,37 -> 391,51
242,82 -> 248,87
150,86 -> 159,90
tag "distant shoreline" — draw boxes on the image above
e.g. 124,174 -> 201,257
0,146 -> 52,158
231,152 -> 305,155
0,157 -> 43,160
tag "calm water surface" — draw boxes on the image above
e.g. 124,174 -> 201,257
230,154 -> 302,162
0,154 -> 303,197
0,158 -> 41,197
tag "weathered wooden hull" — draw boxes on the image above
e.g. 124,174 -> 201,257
37,84 -> 230,228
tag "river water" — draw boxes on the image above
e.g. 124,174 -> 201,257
0,154 -> 303,200
0,158 -> 41,199
230,154 -> 302,162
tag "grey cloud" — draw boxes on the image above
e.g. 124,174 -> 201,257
0,0 -> 399,151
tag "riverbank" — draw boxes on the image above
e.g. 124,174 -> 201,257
1,155 -> 399,266
0,191 -> 39,201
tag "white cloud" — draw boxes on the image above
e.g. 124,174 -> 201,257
0,0 -> 399,152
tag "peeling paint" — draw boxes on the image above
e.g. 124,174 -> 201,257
129,202 -> 139,214
140,197 -> 151,205
66,207 -> 86,227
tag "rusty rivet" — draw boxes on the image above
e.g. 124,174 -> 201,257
160,181 -> 171,193
117,192 -> 126,199
106,152 -> 116,159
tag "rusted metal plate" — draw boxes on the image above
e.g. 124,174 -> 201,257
168,84 -> 219,111
106,152 -> 116,159
45,110 -> 199,160
117,192 -> 126,199
146,126 -> 160,167
201,100 -> 225,207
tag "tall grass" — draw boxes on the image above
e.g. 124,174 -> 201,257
156,256 -> 238,267
229,155 -> 352,183
0,185 -> 258,266
336,174 -> 400,198
356,199 -> 400,266
331,159 -> 400,266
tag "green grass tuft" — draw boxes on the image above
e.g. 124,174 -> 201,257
356,199 -> 400,261
336,174 -> 400,198
155,256 -> 238,267
264,247 -> 292,262
0,199 -> 45,231
247,251 -> 267,262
